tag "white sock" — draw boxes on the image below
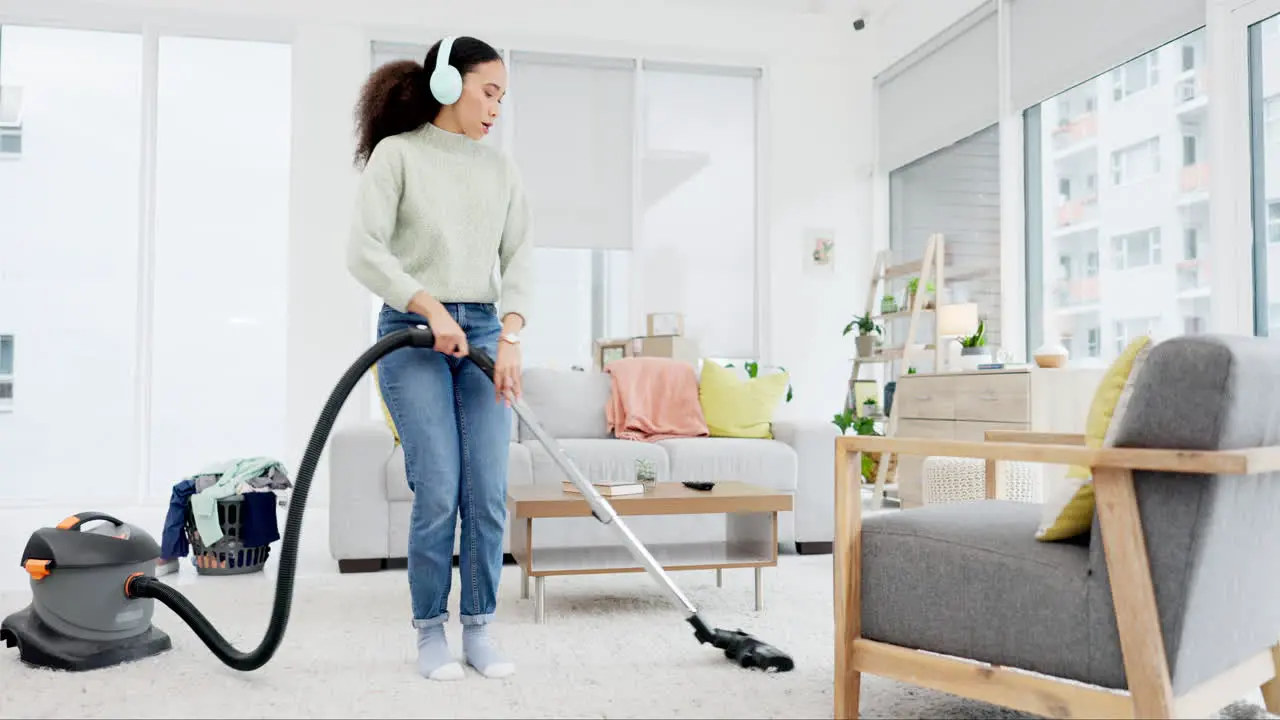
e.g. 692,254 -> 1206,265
463,624 -> 515,679
416,624 -> 463,681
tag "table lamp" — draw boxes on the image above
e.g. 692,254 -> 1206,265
936,302 -> 979,372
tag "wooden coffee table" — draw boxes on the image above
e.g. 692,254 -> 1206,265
507,481 -> 792,623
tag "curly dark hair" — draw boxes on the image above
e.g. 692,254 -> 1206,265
352,36 -> 502,168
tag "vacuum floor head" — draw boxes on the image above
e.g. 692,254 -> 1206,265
707,627 -> 795,672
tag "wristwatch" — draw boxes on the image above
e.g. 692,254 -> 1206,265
500,332 -> 521,345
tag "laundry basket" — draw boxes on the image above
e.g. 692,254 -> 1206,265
182,493 -> 273,575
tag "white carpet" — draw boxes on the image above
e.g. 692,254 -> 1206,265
0,554 -> 1273,719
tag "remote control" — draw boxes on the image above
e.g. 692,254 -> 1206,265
682,481 -> 716,492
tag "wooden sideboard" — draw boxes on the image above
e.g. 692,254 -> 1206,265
890,366 -> 1103,508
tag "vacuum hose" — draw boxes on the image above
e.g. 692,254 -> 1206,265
126,324 -> 460,671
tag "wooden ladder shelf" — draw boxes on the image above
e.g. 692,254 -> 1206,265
847,233 -> 946,507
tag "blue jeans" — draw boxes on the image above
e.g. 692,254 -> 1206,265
376,302 -> 512,628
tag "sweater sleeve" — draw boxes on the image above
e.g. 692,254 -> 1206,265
498,160 -> 534,325
346,138 -> 424,313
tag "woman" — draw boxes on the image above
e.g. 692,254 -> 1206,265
347,35 -> 532,681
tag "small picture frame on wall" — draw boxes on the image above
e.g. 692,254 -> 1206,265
804,227 -> 835,277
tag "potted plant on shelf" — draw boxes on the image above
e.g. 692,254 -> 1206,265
843,313 -> 882,358
862,397 -> 879,417
959,319 -> 990,369
905,277 -> 936,310
880,295 -> 898,314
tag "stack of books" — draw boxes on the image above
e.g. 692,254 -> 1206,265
562,478 -> 645,496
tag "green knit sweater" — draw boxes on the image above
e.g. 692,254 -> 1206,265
346,122 -> 534,323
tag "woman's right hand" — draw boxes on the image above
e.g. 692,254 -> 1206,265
408,292 -> 468,357
427,307 -> 468,358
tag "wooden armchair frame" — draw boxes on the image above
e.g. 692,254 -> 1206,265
834,430 -> 1280,719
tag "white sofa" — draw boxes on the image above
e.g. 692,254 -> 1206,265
327,367 -> 839,573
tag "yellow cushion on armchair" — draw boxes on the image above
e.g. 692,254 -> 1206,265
371,366 -> 401,445
1035,335 -> 1153,542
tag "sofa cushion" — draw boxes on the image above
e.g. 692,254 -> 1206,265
656,437 -> 797,492
385,442 -> 534,502
518,368 -> 613,441
696,360 -> 790,439
522,438 -> 669,486
860,500 -> 1094,684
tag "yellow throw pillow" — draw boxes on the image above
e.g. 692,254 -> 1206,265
371,366 -> 401,445
697,360 -> 790,439
1035,335 -> 1153,542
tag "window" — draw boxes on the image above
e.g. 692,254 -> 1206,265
1185,227 -> 1200,259
635,65 -> 759,359
891,124 -> 1002,366
1110,137 -> 1160,185
1114,317 -> 1158,355
0,25 -> 143,502
1086,327 -> 1101,357
146,36 -> 292,499
1265,95 -> 1280,143
0,85 -> 22,157
0,334 -> 12,412
1111,52 -> 1159,101
1026,28 -> 1209,367
1111,228 -> 1161,270
509,52 -> 637,370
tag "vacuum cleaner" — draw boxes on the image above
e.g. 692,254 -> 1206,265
2,324 -> 794,674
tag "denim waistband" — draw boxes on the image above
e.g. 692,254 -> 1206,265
380,302 -> 496,325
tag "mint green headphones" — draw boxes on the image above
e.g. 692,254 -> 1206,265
429,36 -> 462,105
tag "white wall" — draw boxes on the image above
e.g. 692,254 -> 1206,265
0,0 -> 872,506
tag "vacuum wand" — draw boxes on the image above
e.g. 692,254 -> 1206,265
126,321 -> 792,673
482,342 -> 794,672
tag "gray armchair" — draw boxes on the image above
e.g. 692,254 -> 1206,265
834,335 -> 1280,719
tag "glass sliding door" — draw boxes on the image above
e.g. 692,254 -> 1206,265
0,25 -> 143,504
1248,15 -> 1280,336
147,36 -> 292,498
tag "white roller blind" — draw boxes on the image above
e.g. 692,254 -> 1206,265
1009,0 -> 1204,111
877,7 -> 999,171
509,52 -> 635,250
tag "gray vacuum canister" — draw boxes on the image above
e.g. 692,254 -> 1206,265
1,512 -> 173,671
21,513 -> 161,640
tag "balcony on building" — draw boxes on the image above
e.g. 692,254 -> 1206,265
1176,257 -> 1210,295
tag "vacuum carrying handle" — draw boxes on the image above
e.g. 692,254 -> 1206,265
405,322 -> 497,382
56,512 -> 126,531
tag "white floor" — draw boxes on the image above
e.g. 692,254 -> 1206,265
0,504 -> 1273,719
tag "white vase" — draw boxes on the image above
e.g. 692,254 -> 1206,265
1033,340 -> 1070,369
960,346 -> 991,370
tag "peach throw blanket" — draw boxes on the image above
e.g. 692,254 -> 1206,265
604,357 -> 709,442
